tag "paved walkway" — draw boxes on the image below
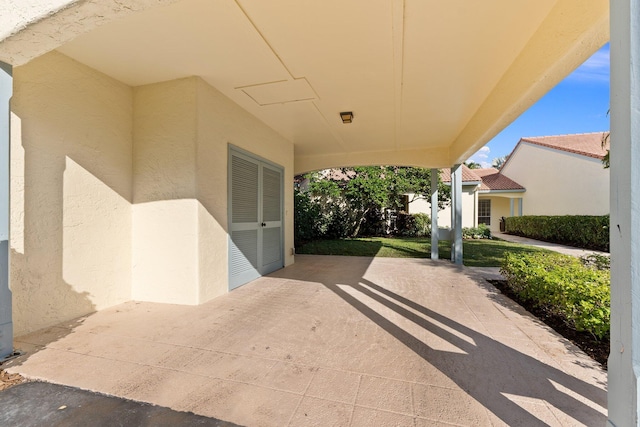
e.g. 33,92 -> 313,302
5,256 -> 607,426
493,232 -> 609,258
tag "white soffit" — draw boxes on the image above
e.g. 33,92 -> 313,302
58,0 -> 290,88
399,1 -> 557,149
241,79 -> 317,106
53,0 -> 607,169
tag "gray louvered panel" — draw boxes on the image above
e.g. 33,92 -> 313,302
262,167 -> 281,222
262,227 -> 282,266
230,230 -> 258,273
231,155 -> 258,223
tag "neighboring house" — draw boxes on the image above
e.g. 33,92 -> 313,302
474,168 -> 526,232
499,133 -> 609,218
406,166 -> 482,229
407,165 -> 524,232
407,132 -> 609,233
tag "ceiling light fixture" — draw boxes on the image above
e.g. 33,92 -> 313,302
340,111 -> 354,124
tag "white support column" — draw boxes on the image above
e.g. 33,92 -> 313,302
450,168 -> 455,262
510,198 -> 515,217
0,62 -> 12,360
518,198 -> 523,216
430,168 -> 439,260
451,164 -> 462,265
608,0 -> 640,425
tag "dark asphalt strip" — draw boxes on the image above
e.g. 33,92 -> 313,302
0,382 -> 242,427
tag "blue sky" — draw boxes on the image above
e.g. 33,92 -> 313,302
467,43 -> 610,168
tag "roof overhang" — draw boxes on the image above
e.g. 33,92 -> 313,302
443,181 -> 483,187
0,0 -> 609,173
478,189 -> 526,194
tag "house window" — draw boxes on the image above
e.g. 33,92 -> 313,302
478,199 -> 491,225
401,195 -> 409,212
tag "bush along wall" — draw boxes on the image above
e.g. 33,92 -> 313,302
504,215 -> 609,252
500,252 -> 610,340
462,224 -> 491,239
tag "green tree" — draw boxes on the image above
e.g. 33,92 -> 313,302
465,161 -> 481,169
306,166 -> 450,237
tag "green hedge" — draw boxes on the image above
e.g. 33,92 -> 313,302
500,252 -> 610,339
462,224 -> 491,239
504,215 -> 609,252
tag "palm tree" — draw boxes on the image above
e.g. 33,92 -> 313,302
465,161 -> 481,169
491,156 -> 507,169
602,131 -> 610,169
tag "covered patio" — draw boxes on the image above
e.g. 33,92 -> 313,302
2,0 -> 640,424
6,256 -> 606,426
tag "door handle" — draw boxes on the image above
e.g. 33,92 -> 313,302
261,222 -> 266,227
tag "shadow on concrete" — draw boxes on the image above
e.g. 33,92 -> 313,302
460,267 -> 608,378
274,255 -> 606,426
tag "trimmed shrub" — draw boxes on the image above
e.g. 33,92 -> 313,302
294,189 -> 321,246
580,253 -> 611,271
413,213 -> 431,237
360,208 -> 386,236
462,223 -> 491,239
504,215 -> 609,252
395,211 -> 417,236
394,212 -> 432,237
500,252 -> 610,339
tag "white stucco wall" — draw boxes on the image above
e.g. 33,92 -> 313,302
132,77 -> 294,305
0,0 -> 77,41
500,142 -> 609,216
10,51 -> 133,335
8,52 -> 294,332
132,78 -> 199,304
407,185 -> 477,229
195,78 -> 294,302
0,0 -> 180,66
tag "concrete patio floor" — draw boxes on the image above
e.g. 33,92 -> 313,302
5,255 -> 607,426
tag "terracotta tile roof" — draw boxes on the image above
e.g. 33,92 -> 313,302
473,168 -> 499,178
519,132 -> 609,160
474,168 -> 525,191
440,165 -> 482,183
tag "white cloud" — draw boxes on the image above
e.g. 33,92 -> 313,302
568,48 -> 609,84
466,146 -> 491,168
476,146 -> 490,158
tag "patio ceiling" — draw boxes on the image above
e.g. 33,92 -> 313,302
8,0 -> 608,172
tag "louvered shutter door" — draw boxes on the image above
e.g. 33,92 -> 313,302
261,165 -> 283,273
228,148 -> 284,289
229,153 -> 260,289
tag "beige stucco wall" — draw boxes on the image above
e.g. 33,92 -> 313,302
10,51 -> 133,335
195,78 -> 294,301
0,0 -> 180,66
9,52 -> 294,333
407,185 -> 477,229
500,142 -> 609,216
477,195 -> 524,233
132,77 -> 294,305
132,78 -> 199,304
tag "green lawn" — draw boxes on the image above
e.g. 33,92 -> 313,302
296,237 -> 552,267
